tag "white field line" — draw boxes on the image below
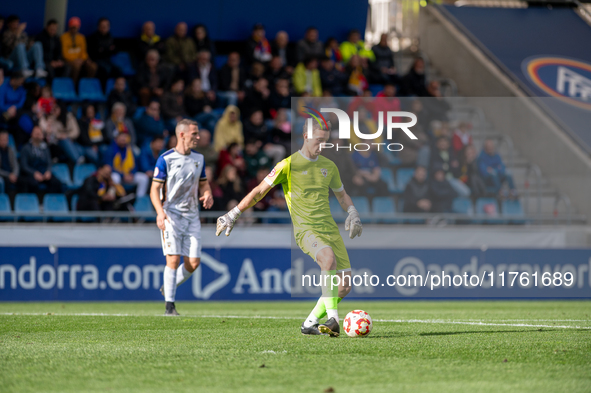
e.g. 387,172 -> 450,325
1,312 -> 590,330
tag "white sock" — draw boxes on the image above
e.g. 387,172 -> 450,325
327,309 -> 339,322
164,266 -> 177,302
303,311 -> 320,328
176,264 -> 193,287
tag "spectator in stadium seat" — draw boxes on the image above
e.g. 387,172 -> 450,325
191,24 -> 216,58
77,163 -> 126,211
107,77 -> 137,117
398,123 -> 428,167
296,27 -> 323,63
430,136 -> 470,198
0,71 -> 26,122
187,50 -> 217,101
134,49 -> 172,107
216,142 -> 245,177
245,167 -> 272,212
217,52 -> 246,107
87,18 -> 117,82
400,57 -> 428,97
164,22 -> 197,72
37,19 -> 66,80
429,165 -> 457,213
243,77 -> 271,119
106,131 -> 149,197
216,164 -> 245,210
373,83 -> 400,124
269,108 -> 291,154
245,23 -> 272,65
138,21 -> 164,60
293,57 -> 322,97
244,62 -> 265,90
340,29 -> 375,64
243,109 -> 269,145
243,138 -> 271,180
459,144 -> 486,198
1,15 -> 47,78
77,104 -> 106,156
138,135 -> 164,177
452,121 -> 472,155
268,78 -> 291,113
324,38 -> 344,71
61,17 -> 97,83
319,56 -> 346,96
370,33 -> 398,85
105,102 -> 137,148
351,146 -> 388,197
345,55 -> 368,96
0,130 -> 19,199
402,166 -> 431,213
184,78 -> 216,131
214,105 -> 243,152
161,78 -> 186,130
134,100 -> 166,147
477,138 -> 517,198
18,125 -> 62,195
271,31 -> 296,73
422,80 -> 450,123
265,55 -> 288,86
193,128 -> 217,172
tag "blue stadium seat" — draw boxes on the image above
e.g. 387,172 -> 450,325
368,84 -> 383,97
0,179 -> 3,194
395,168 -> 415,193
134,196 -> 156,222
0,193 -> 12,221
380,168 -> 397,194
350,196 -> 370,213
51,163 -> 73,188
111,52 -> 135,76
105,78 -> 116,96
372,196 -> 400,224
52,77 -> 78,101
397,199 -> 425,224
215,55 -> 228,69
15,193 -> 41,222
79,78 -> 106,102
502,199 -> 526,224
475,197 -> 504,224
452,197 -> 474,215
73,164 -> 97,188
8,134 -> 16,150
43,194 -> 69,222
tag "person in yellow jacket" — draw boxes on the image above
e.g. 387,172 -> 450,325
60,17 -> 97,82
292,57 -> 322,97
213,105 -> 244,152
339,29 -> 375,64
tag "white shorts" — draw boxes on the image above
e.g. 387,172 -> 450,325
161,210 -> 202,258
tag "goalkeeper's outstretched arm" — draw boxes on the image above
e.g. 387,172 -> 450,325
216,179 -> 274,236
334,188 -> 363,239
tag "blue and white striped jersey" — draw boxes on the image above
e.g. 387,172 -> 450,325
153,149 -> 207,216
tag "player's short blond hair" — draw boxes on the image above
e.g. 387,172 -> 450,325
175,119 -> 198,136
302,119 -> 331,137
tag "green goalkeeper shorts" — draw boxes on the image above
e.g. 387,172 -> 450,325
297,230 -> 351,272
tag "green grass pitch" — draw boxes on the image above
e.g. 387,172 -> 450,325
1,301 -> 590,393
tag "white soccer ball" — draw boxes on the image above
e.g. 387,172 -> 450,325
343,310 -> 373,338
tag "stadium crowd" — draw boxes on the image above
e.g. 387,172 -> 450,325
0,14 -> 518,216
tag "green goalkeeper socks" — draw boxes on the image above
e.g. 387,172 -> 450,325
312,296 -> 342,320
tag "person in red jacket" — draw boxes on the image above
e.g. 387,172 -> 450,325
452,121 -> 472,155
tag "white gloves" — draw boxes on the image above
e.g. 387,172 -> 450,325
216,207 -> 242,237
345,205 -> 363,239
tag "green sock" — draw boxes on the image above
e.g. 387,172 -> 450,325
321,269 -> 339,315
312,297 -> 342,320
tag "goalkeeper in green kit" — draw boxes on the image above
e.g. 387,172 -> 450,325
216,119 -> 363,337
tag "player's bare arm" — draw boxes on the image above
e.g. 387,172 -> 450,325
198,178 -> 214,209
334,188 -> 362,239
150,180 -> 167,230
215,179 -> 274,236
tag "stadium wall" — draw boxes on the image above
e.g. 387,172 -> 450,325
1,225 -> 590,301
418,5 -> 591,221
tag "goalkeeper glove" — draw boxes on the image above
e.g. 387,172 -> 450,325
216,206 -> 242,236
345,205 -> 363,239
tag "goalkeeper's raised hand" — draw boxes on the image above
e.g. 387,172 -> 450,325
345,205 -> 363,239
216,206 -> 242,236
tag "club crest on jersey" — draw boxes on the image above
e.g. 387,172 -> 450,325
312,241 -> 318,248
320,168 -> 328,177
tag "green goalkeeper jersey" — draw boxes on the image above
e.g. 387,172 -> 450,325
264,150 -> 344,237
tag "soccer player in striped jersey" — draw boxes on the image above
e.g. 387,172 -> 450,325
216,120 -> 362,336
